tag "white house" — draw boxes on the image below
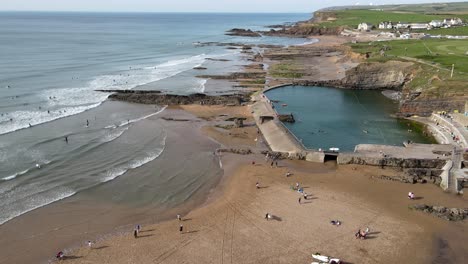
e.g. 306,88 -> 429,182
358,23 -> 374,31
378,21 -> 394,29
444,18 -> 463,26
409,23 -> 429,30
429,20 -> 443,28
396,22 -> 410,29
400,33 -> 411,39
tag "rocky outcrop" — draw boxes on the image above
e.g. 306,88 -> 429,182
262,25 -> 343,37
225,28 -> 261,37
340,61 -> 414,90
409,204 -> 468,221
260,150 -> 307,160
196,72 -> 265,80
278,113 -> 295,123
217,148 -> 253,155
373,173 -> 442,185
399,99 -> 467,117
105,91 -> 248,106
337,154 -> 447,169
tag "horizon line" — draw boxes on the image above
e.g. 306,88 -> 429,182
0,10 -> 313,14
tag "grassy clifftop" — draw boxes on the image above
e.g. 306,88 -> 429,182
321,1 -> 468,13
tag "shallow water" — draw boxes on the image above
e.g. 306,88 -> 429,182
266,86 -> 434,151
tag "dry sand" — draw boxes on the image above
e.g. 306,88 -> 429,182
61,105 -> 467,264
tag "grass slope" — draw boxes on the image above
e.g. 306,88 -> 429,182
348,39 -> 468,96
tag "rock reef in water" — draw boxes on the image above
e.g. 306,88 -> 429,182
100,90 -> 249,106
278,113 -> 295,123
225,28 -> 261,37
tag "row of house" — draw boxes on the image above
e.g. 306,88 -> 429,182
378,18 -> 464,30
358,17 -> 464,31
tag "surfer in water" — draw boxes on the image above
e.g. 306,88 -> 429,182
86,119 -> 89,127
65,136 -> 68,143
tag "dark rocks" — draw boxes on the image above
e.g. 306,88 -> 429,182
196,72 -> 265,80
217,148 -> 252,155
225,28 -> 261,37
409,204 -> 468,221
262,25 -> 344,37
161,117 -> 191,122
206,58 -> 230,62
338,156 -> 447,169
260,150 -> 306,160
106,91 -> 249,106
278,113 -> 295,123
399,99 -> 466,117
373,173 -> 442,185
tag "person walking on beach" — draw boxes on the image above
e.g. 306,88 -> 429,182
177,214 -> 181,221
256,182 -> 260,189
136,224 -> 141,233
298,197 -> 302,204
179,224 -> 184,233
133,229 -> 138,238
86,119 -> 89,127
265,213 -> 271,220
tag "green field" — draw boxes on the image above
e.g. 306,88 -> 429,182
322,2 -> 468,13
348,39 -> 468,96
349,39 -> 468,72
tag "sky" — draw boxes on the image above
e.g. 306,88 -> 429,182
0,0 -> 465,13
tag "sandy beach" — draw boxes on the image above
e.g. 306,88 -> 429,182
60,104 -> 467,264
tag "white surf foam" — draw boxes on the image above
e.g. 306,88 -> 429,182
0,188 -> 76,225
123,105 -> 168,125
0,103 -> 102,135
293,38 -> 319,46
0,54 -> 207,136
2,169 -> 29,181
101,135 -> 166,183
101,126 -> 129,143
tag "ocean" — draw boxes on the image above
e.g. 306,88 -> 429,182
0,12 -> 312,226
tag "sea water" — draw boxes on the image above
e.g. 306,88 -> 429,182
0,12 -> 312,225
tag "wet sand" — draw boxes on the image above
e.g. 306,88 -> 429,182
0,107 -> 224,264
60,105 -> 467,264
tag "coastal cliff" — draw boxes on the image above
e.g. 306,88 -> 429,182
340,61 -> 413,90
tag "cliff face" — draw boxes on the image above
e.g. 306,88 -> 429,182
341,61 -> 414,90
263,25 -> 343,37
399,98 -> 467,117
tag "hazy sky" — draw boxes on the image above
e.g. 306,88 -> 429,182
0,0 -> 464,12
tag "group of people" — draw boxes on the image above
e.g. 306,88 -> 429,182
265,152 -> 280,167
133,224 -> 142,238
